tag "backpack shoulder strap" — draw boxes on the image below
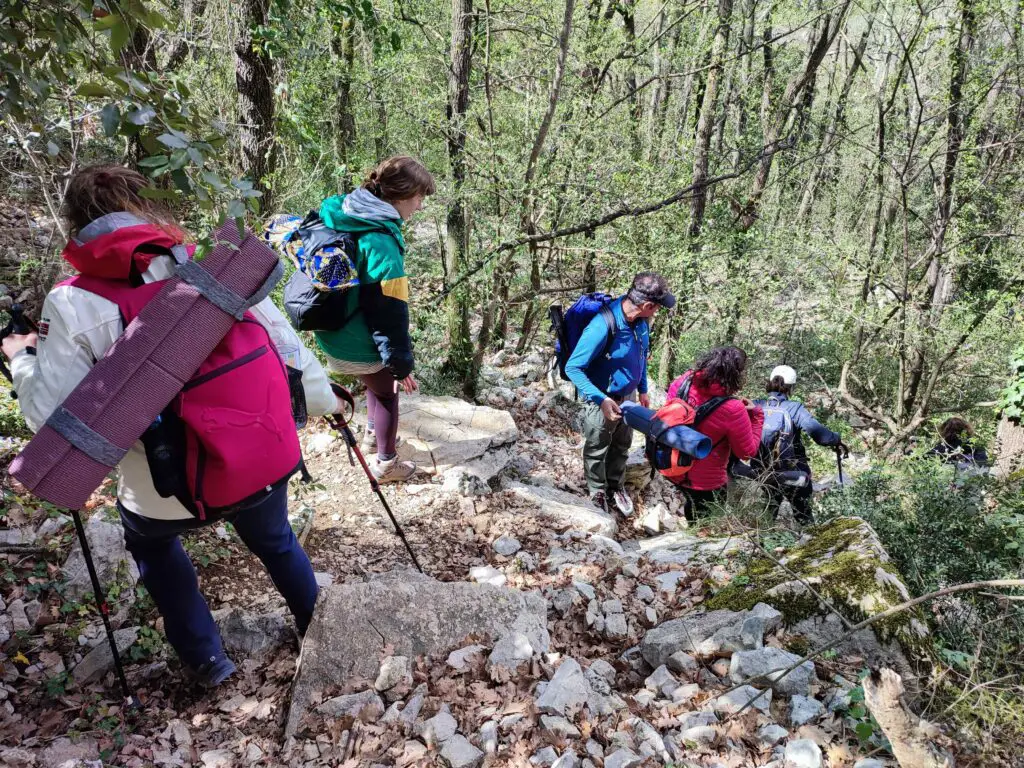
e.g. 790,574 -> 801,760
693,395 -> 733,426
598,303 -> 617,355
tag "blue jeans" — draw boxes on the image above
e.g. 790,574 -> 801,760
119,486 -> 318,669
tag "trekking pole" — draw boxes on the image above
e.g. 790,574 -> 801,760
835,446 -> 845,487
70,509 -> 139,707
326,384 -> 424,574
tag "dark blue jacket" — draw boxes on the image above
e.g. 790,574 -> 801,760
565,297 -> 649,406
752,392 -> 840,465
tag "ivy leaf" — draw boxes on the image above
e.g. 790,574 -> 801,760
126,107 -> 156,125
76,83 -> 111,97
156,132 -> 189,149
138,155 -> 169,169
848,704 -> 866,719
226,199 -> 246,219
100,103 -> 120,137
109,17 -> 129,55
855,721 -> 874,742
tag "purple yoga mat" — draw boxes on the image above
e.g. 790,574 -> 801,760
9,223 -> 281,509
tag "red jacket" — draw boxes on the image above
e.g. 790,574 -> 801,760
667,371 -> 764,491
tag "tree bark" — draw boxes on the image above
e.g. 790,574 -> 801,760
332,17 -> 357,190
443,0 -> 476,395
994,414 -> 1024,480
689,0 -> 733,239
235,0 -> 276,210
517,0 -> 577,354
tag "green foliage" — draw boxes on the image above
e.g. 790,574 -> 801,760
129,625 -> 163,660
0,386 -> 30,440
997,345 -> 1024,421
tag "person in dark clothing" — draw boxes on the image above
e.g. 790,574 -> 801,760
751,365 -> 848,525
928,417 -> 989,468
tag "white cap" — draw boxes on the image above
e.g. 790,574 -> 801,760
770,365 -> 797,385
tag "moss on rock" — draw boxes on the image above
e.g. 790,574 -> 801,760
705,517 -> 928,653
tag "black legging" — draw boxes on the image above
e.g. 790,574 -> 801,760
764,461 -> 813,524
361,369 -> 399,459
681,486 -> 726,522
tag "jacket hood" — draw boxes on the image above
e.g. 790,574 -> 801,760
62,213 -> 186,280
320,194 -> 405,246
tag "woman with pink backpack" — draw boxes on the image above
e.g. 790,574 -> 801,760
1,165 -> 343,687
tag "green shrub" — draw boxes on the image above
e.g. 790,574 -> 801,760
816,460 -> 1024,747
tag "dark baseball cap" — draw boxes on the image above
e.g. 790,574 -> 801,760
628,271 -> 676,309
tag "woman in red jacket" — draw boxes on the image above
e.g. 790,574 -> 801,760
667,347 -> 764,521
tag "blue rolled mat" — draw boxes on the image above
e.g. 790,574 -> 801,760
620,401 -> 713,459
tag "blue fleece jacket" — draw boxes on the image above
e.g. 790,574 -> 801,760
565,297 -> 649,406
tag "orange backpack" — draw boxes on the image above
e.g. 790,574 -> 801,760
645,387 -> 731,482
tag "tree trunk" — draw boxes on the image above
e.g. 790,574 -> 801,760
443,0 -> 476,396
689,0 -> 733,239
235,0 -> 276,210
516,0 -> 577,354
332,17 -> 357,190
994,414 -> 1024,480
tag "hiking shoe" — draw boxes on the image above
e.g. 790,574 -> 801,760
590,490 -> 608,513
610,488 -> 634,517
190,655 -> 236,688
372,456 -> 417,484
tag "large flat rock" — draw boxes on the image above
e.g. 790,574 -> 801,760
390,394 -> 518,481
505,482 -> 617,536
286,572 -> 548,735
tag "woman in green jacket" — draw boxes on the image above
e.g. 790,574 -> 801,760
316,156 -> 435,483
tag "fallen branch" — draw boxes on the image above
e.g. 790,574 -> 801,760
863,668 -> 955,768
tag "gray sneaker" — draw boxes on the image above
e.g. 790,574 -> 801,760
610,488 -> 634,517
371,456 -> 417,484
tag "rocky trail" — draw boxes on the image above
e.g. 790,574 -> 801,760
0,350 -> 963,768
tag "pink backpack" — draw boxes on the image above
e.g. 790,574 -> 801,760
63,273 -> 302,520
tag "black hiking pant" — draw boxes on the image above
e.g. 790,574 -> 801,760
764,461 -> 814,524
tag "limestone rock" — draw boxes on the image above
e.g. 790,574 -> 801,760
479,720 -> 498,754
287,573 -> 548,734
440,735 -> 483,768
784,739 -> 822,768
317,690 -> 385,721
488,631 -> 537,680
392,394 -> 518,481
505,482 -> 617,535
729,647 -> 816,696
470,566 -> 507,587
62,515 -> 139,601
447,644 -> 487,671
789,695 -> 825,726
667,651 -> 698,675
374,656 -> 412,691
640,609 -> 756,667
72,627 -> 138,685
604,748 -> 643,768
758,724 -> 789,748
212,608 -> 291,661
711,685 -> 772,715
493,535 -> 522,556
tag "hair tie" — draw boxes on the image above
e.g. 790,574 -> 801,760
373,181 -> 383,197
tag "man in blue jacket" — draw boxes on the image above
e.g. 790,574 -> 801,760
566,272 -> 675,516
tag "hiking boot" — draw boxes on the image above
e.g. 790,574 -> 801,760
189,655 -> 236,688
590,490 -> 608,513
610,488 -> 634,517
372,455 -> 417,484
